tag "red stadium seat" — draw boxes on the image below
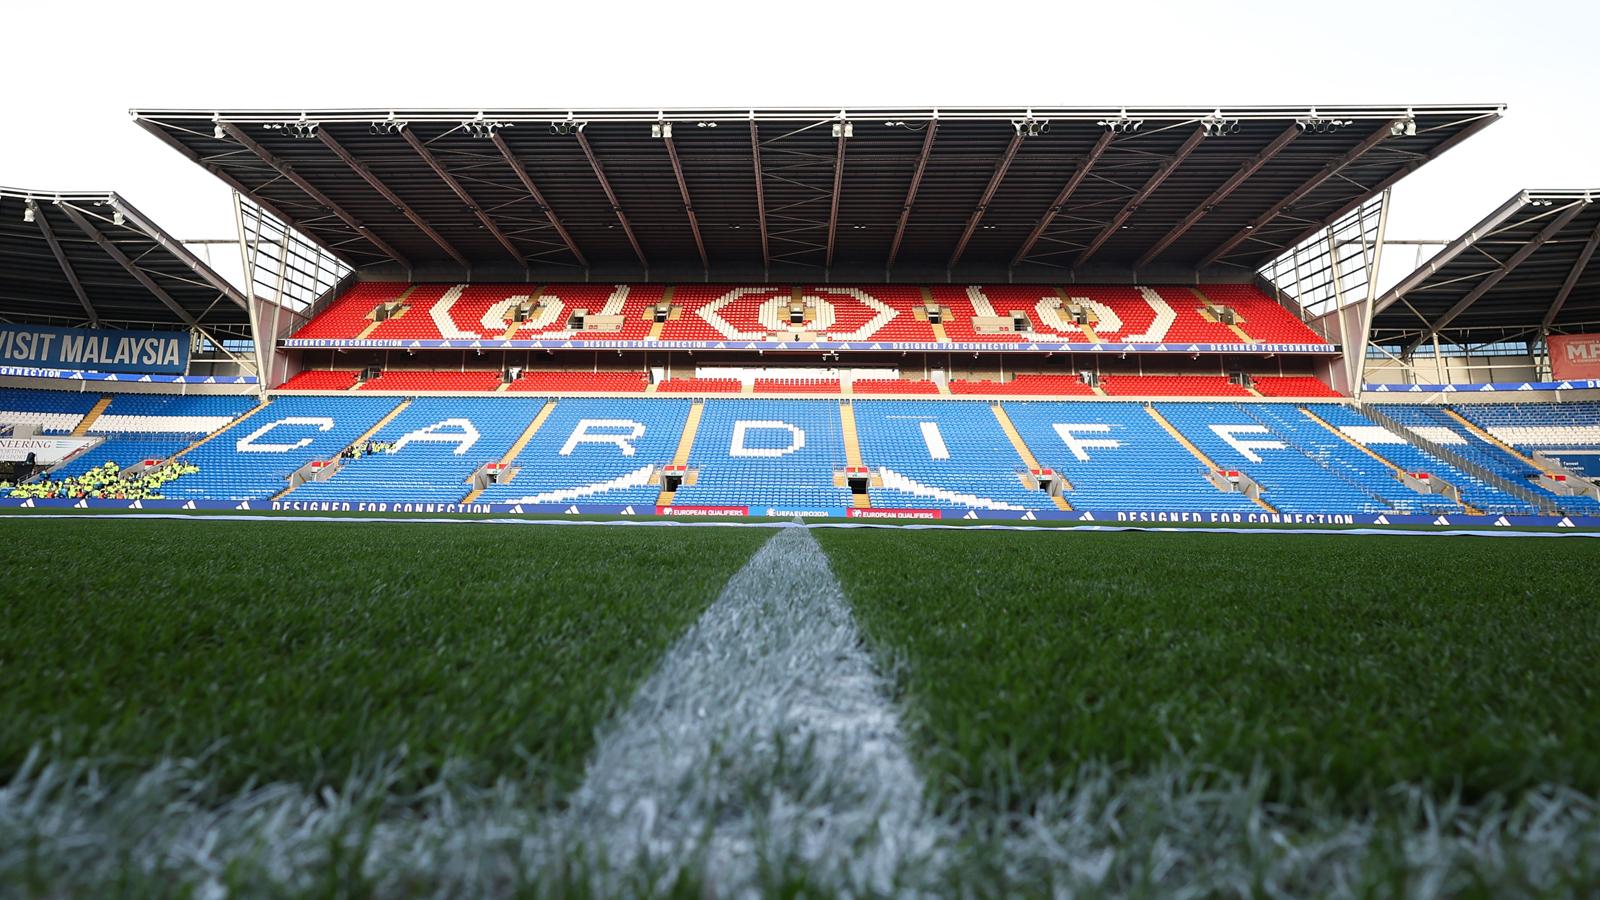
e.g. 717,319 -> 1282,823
1253,376 -> 1342,398
507,371 -> 649,393
277,370 -> 360,391
655,378 -> 743,393
358,371 -> 503,392
850,379 -> 942,395
1099,375 -> 1252,397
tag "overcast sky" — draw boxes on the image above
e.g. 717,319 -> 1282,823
5,0 -> 1595,285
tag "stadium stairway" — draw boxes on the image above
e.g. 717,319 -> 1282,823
657,399 -> 704,505
1144,404 -> 1278,513
1442,408 -> 1558,474
1190,287 -> 1257,345
174,397 -> 272,457
355,286 -> 418,339
838,401 -> 870,508
462,398 -> 557,503
990,403 -> 1071,510
70,396 -> 113,436
273,399 -> 411,500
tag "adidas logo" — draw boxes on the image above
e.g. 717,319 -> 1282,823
1020,511 -> 1037,520
1559,517 -> 1575,528
1494,516 -> 1511,526
1079,511 -> 1094,521
1373,515 -> 1390,525
74,499 -> 88,508
129,500 -> 143,509
962,510 -> 979,519
509,505 -> 524,514
21,499 -> 34,507
1433,515 -> 1450,525
565,505 -> 580,514
235,501 -> 251,510
621,506 -> 636,515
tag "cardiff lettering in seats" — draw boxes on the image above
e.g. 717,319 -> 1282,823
236,417 -> 335,452
561,419 -> 647,456
1051,423 -> 1122,461
392,418 -> 481,455
729,421 -> 806,457
1209,424 -> 1286,462
919,421 -> 950,460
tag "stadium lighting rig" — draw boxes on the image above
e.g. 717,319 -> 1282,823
1201,112 -> 1240,137
1012,116 -> 1049,137
551,119 -> 586,135
1294,111 -> 1354,133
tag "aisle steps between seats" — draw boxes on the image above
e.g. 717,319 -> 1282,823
658,399 -> 705,505
1442,408 -> 1560,474
462,398 -> 557,503
1146,404 -> 1277,513
991,402 -> 1071,510
70,396 -> 113,436
356,286 -> 417,339
838,401 -> 870,508
274,399 -> 412,500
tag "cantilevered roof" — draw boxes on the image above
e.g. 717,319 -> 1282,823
0,187 -> 249,334
133,105 -> 1501,284
1373,190 -> 1600,349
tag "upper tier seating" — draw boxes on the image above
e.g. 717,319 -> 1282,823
292,397 -> 548,504
1253,376 -> 1341,398
290,282 -> 1329,346
279,370 -> 361,391
0,387 -> 103,434
1001,401 -> 1261,512
654,378 -> 743,394
1454,402 -> 1600,451
359,371 -> 503,392
90,394 -> 257,436
478,398 -> 692,506
753,379 -> 841,394
1101,376 -> 1251,397
949,376 -> 1096,396
850,379 -> 942,395
161,396 -> 400,501
1309,404 -> 1536,515
671,400 -> 852,509
853,400 -> 1056,510
507,371 -> 648,393
1157,403 -> 1387,514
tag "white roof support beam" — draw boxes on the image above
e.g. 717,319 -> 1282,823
1543,217 -> 1600,332
491,132 -> 587,269
1373,191 -> 1531,315
106,194 -> 250,310
1405,200 -> 1590,353
574,130 -> 649,272
315,130 -> 469,269
402,128 -> 526,266
749,119 -> 770,275
28,200 -> 98,326
661,133 -> 710,273
1135,123 -> 1299,270
886,119 -> 937,274
59,202 -> 207,335
1009,130 -> 1112,269
825,131 -> 847,269
1076,125 -> 1207,268
218,123 -> 412,270
1198,118 -> 1402,270
948,130 -> 1024,272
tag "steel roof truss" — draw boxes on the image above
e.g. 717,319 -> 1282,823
28,201 -> 97,326
1373,191 -> 1530,315
1543,218 -> 1600,331
402,128 -> 526,267
947,130 -> 1025,271
1406,200 -> 1589,352
1135,123 -> 1300,270
58,202 -> 200,330
825,134 -> 847,269
574,130 -> 649,272
315,130 -> 469,269
749,120 -> 771,274
490,133 -> 586,270
1010,131 -> 1115,269
887,120 -> 937,273
1075,125 -> 1207,267
661,133 -> 710,273
218,124 -> 412,270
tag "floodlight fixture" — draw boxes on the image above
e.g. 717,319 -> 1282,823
1098,110 -> 1142,133
1012,117 -> 1049,137
831,120 -> 853,138
22,203 -> 35,223
652,121 -> 673,138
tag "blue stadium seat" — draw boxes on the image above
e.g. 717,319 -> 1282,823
0,387 -> 102,434
853,400 -> 1054,510
478,397 -> 691,506
671,400 -> 852,509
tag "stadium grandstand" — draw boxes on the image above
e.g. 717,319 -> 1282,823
4,105 -> 1598,523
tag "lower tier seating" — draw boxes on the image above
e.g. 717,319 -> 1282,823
850,379 -> 942,395
1101,376 -> 1251,397
655,378 -> 742,393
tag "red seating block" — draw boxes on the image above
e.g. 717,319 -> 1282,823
1099,375 -> 1252,397
753,379 -> 841,394
359,371 -> 503,392
655,378 -> 743,393
277,370 -> 360,391
1253,376 -> 1342,398
850,379 -> 942,395
507,371 -> 648,393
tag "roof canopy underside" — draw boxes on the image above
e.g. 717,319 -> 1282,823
0,188 -> 248,332
134,105 -> 1500,285
1373,190 -> 1600,348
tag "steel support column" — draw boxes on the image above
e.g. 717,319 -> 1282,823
218,123 -> 412,270
1542,217 -> 1600,331
28,200 -> 98,326
575,130 -> 649,272
402,128 -> 526,266
1009,130 -> 1112,269
886,119 -> 937,275
1406,200 -> 1589,353
492,132 -> 587,269
1076,125 -> 1207,267
749,118 -> 770,276
661,133 -> 710,273
948,130 -> 1024,271
316,129 -> 469,269
108,194 -> 250,310
825,132 -> 847,270
1135,123 -> 1299,270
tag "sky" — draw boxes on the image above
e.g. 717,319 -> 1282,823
4,0 -> 1596,287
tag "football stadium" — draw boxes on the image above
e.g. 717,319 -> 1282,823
4,104 -> 1600,896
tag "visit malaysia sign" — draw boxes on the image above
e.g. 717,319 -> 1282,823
0,324 -> 189,374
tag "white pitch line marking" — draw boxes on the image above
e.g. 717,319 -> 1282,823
557,521 -> 945,894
